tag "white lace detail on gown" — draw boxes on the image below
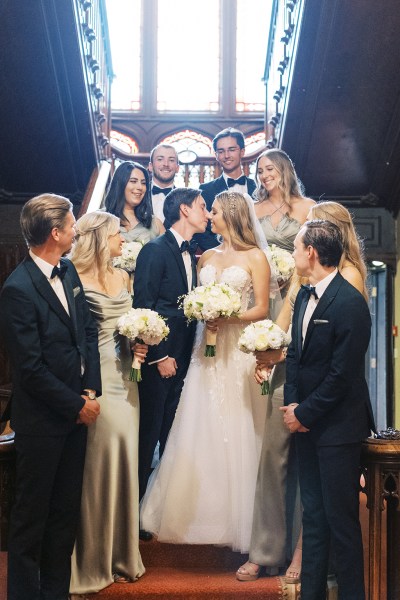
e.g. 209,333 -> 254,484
140,266 -> 266,553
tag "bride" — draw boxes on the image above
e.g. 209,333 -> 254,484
140,191 -> 271,553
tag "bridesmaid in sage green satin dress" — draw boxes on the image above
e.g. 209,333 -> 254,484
237,149 -> 315,583
69,211 -> 148,595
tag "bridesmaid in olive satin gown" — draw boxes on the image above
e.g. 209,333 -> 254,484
70,211 -> 146,594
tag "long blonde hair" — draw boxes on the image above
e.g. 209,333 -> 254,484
309,201 -> 368,299
71,211 -> 120,291
254,149 -> 305,207
215,192 -> 259,251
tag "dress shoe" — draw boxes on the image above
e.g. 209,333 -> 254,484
139,528 -> 153,541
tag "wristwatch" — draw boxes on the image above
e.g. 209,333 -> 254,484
85,390 -> 96,400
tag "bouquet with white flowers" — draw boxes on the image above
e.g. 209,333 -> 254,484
181,282 -> 241,356
238,319 -> 290,395
117,308 -> 170,381
113,240 -> 143,272
268,244 -> 295,283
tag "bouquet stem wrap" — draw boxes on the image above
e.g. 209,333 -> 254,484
131,340 -> 143,382
260,369 -> 271,396
205,330 -> 217,357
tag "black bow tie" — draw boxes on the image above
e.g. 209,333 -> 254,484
152,185 -> 173,196
50,264 -> 68,280
180,240 -> 198,256
301,284 -> 319,300
227,175 -> 246,188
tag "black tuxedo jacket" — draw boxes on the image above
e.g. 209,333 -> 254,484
133,229 -> 197,362
195,174 -> 256,250
0,256 -> 101,435
284,272 -> 375,446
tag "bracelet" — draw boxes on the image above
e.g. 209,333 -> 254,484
281,347 -> 288,360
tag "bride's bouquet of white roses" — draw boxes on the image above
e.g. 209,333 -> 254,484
267,244 -> 295,283
113,240 -> 143,272
238,319 -> 290,395
181,282 -> 241,356
117,308 -> 170,381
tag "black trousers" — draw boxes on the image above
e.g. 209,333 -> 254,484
7,426 -> 87,600
296,434 -> 365,600
138,356 -> 192,501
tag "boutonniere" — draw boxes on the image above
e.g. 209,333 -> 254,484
73,286 -> 81,298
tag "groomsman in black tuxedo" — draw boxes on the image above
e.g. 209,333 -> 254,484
149,143 -> 180,226
0,194 -> 101,600
282,220 -> 375,600
195,127 -> 256,250
133,188 -> 209,508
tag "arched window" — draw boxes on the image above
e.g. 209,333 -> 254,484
110,130 -> 139,155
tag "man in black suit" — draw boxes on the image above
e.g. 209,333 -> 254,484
195,127 -> 256,250
0,194 -> 101,600
133,188 -> 209,506
282,220 -> 374,600
148,143 -> 180,225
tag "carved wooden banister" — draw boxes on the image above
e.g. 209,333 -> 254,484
264,0 -> 305,148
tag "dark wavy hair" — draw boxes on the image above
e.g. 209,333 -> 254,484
302,220 -> 343,267
104,161 -> 152,229
163,188 -> 202,226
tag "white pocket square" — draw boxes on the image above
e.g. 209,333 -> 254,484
73,286 -> 81,297
313,319 -> 329,324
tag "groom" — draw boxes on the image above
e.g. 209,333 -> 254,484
282,220 -> 375,600
134,188 -> 209,507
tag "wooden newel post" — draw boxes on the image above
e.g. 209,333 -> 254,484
361,436 -> 400,600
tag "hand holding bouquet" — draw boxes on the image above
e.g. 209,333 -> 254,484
113,240 -> 143,272
118,308 -> 170,381
238,319 -> 290,394
181,282 -> 241,356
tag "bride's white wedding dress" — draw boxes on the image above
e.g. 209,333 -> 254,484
140,264 -> 267,553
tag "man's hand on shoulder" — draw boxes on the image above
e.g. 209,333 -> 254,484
77,395 -> 100,425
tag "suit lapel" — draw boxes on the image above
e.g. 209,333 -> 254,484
61,261 -> 79,342
296,288 -> 309,358
164,230 -> 189,292
302,273 -> 343,354
246,177 -> 256,196
23,258 -> 74,334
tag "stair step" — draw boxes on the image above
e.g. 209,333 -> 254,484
139,540 -> 247,569
87,567 -> 285,599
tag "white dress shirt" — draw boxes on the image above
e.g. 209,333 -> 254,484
169,227 -> 193,291
29,250 -> 70,315
302,269 -> 337,344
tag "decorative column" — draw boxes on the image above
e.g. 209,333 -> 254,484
361,430 -> 400,600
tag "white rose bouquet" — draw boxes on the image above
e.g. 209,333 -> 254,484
113,240 -> 143,272
268,244 -> 295,283
181,282 -> 241,356
117,308 -> 170,381
238,319 -> 290,394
